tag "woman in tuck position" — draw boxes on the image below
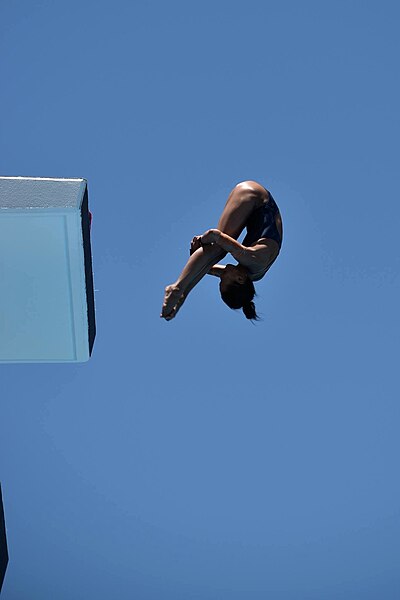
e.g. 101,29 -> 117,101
161,180 -> 283,321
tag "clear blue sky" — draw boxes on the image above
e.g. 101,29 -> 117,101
1,1 -> 399,598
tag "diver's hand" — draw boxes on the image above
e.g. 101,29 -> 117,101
200,229 -> 221,245
190,235 -> 202,255
161,284 -> 186,321
190,230 -> 221,254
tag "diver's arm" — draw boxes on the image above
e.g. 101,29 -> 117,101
201,229 -> 253,265
208,265 -> 226,277
191,229 -> 247,261
202,229 -> 273,269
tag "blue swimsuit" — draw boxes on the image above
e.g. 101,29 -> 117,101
242,192 -> 283,248
242,191 -> 283,281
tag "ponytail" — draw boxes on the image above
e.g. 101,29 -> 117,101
242,300 -> 259,321
220,278 -> 260,322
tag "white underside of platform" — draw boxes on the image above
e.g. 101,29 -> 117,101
0,178 -> 92,363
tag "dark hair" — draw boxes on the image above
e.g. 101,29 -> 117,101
220,279 -> 260,321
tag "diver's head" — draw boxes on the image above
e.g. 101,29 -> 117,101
219,264 -> 259,321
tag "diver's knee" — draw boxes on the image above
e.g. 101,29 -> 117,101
235,181 -> 251,190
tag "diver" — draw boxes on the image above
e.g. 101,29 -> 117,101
161,180 -> 283,321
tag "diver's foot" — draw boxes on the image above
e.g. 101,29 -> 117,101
161,284 -> 184,320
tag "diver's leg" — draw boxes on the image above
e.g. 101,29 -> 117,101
161,243 -> 225,319
216,181 -> 266,239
